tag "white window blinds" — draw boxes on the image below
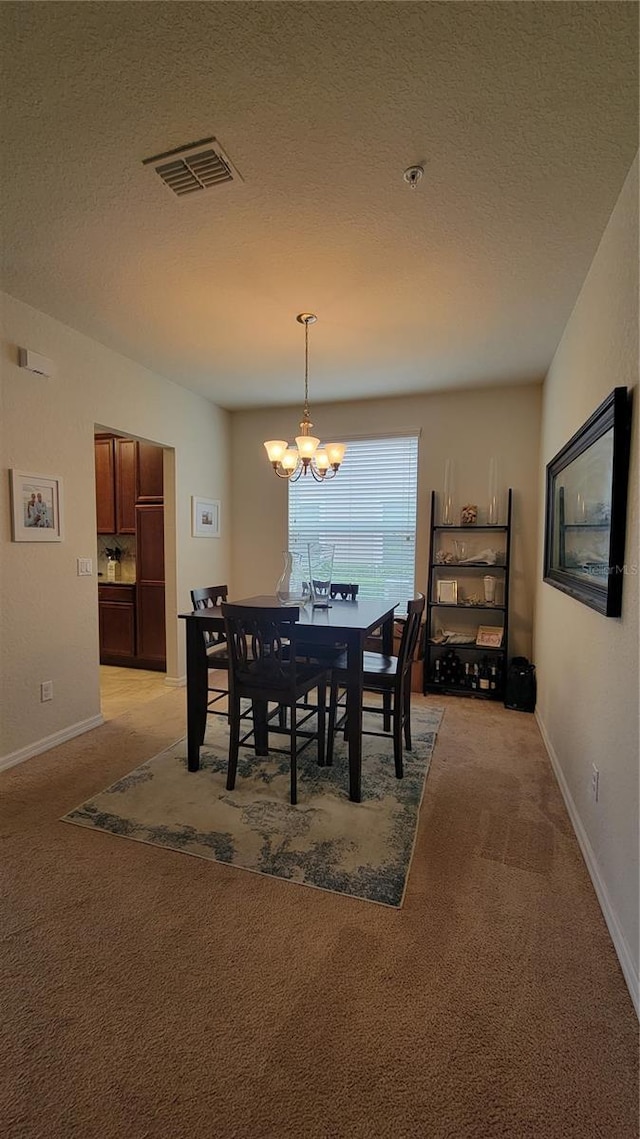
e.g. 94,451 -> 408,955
288,434 -> 419,608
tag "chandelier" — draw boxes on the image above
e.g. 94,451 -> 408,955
264,313 -> 346,481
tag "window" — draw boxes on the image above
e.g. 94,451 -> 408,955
288,434 -> 419,608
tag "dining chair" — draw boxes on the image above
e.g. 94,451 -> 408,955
222,603 -> 330,805
329,583 -> 359,601
190,585 -> 229,718
326,594 -> 425,778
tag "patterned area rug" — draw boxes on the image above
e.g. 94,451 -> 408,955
62,704 -> 443,907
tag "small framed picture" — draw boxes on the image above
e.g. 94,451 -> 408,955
10,470 -> 64,542
476,625 -> 504,648
191,496 -> 220,538
436,579 -> 458,605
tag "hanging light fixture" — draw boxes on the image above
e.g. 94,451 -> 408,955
264,313 -> 346,481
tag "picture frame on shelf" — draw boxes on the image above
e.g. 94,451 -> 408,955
436,579 -> 458,605
191,496 -> 221,538
543,387 -> 632,617
10,469 -> 64,542
476,625 -> 504,648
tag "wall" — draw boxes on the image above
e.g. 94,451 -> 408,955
0,292 -> 230,764
230,383 -> 542,656
534,156 -> 639,1010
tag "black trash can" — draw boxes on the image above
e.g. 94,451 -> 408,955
504,657 -> 537,712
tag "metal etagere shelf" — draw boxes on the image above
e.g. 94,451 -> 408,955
423,488 -> 513,700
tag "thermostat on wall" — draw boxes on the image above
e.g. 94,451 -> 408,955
18,347 -> 55,377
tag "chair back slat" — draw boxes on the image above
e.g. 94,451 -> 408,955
396,594 -> 425,677
191,585 -> 228,648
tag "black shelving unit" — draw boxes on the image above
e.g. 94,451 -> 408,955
423,489 -> 513,700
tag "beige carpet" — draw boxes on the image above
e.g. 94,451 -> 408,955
1,689 -> 637,1139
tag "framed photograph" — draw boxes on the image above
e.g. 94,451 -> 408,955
476,625 -> 504,648
191,496 -> 220,538
10,470 -> 63,542
543,387 -> 632,617
436,579 -> 458,605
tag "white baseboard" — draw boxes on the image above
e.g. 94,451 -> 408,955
535,710 -> 639,1018
164,674 -> 186,688
0,714 -> 104,773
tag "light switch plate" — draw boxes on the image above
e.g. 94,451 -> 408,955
77,557 -> 93,576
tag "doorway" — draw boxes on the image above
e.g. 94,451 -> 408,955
94,427 -> 175,719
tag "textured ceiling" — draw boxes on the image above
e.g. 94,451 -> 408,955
0,2 -> 637,410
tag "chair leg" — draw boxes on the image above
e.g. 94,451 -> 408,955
326,679 -> 339,766
403,681 -> 412,750
226,694 -> 241,790
253,699 -> 269,756
393,688 -> 404,779
316,682 -> 326,766
290,705 -> 297,805
382,689 -> 392,733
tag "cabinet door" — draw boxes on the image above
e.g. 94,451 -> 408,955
115,438 -> 137,533
99,601 -> 136,660
136,584 -> 166,666
137,442 -> 164,501
135,503 -> 165,667
95,436 -> 115,533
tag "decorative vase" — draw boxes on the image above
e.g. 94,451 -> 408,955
308,542 -> 335,608
275,549 -> 311,605
483,575 -> 497,603
442,458 -> 455,526
487,457 -> 499,525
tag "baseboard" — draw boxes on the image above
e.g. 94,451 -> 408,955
0,714 -> 104,773
164,674 -> 186,688
535,710 -> 639,1018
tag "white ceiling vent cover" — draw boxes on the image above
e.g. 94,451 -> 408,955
142,137 -> 242,197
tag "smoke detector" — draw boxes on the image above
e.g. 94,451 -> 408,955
142,137 -> 243,197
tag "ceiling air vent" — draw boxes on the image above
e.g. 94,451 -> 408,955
142,137 -> 242,197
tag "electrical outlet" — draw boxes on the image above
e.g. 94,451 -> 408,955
77,557 -> 93,576
40,681 -> 53,702
591,764 -> 600,803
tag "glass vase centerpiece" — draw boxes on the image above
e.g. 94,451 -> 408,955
308,542 -> 335,608
276,549 -> 311,605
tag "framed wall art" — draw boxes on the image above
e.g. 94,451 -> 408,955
191,496 -> 220,538
543,387 -> 632,617
10,470 -> 64,542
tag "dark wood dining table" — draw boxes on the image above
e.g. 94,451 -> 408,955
178,594 -> 398,802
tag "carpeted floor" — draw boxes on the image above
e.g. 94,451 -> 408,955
1,689 -> 637,1139
62,704 -> 443,906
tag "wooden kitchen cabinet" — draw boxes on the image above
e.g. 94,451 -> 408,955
115,437 -> 137,532
137,441 -> 164,501
135,503 -> 166,669
95,436 -> 116,533
98,584 -> 136,663
95,436 -> 163,535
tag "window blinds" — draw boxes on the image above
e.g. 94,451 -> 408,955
288,434 -> 419,608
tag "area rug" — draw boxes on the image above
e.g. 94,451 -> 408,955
62,703 -> 443,907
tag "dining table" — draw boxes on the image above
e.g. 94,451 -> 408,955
178,594 -> 398,802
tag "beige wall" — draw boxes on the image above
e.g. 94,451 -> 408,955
1,292 -> 230,763
534,157 -> 639,1007
230,383 -> 542,656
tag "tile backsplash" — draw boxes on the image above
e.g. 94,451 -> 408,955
97,534 -> 136,583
